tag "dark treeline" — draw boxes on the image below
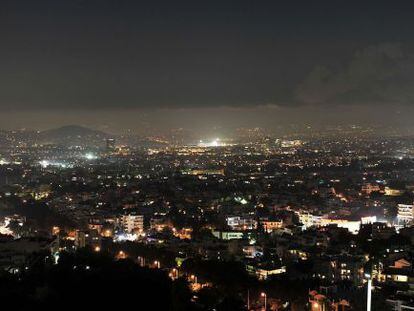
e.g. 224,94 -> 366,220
0,249 -> 193,310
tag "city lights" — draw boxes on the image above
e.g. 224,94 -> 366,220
0,1 -> 412,309
84,153 -> 98,160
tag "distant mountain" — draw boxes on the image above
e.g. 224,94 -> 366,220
38,125 -> 111,146
41,125 -> 108,138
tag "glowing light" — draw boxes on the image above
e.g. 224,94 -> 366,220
53,252 -> 60,264
117,250 -> 126,259
0,159 -> 9,165
39,160 -> 50,168
0,224 -> 13,236
85,153 -> 97,160
197,138 -> 225,148
114,233 -> 138,242
190,274 -> 198,284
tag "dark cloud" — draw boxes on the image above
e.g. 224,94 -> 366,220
295,43 -> 414,106
1,1 -> 414,112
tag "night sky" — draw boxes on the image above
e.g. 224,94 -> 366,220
1,0 -> 414,133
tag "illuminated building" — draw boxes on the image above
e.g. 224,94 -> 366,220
384,187 -> 404,196
212,230 -> 244,240
360,216 -> 377,224
380,259 -> 413,283
281,139 -> 303,148
173,227 -> 192,239
308,290 -> 329,311
260,219 -> 284,233
298,212 -> 321,229
197,138 -> 225,148
361,183 -> 381,195
121,214 -> 144,233
150,217 -> 173,231
246,261 -> 286,280
226,216 -> 257,230
74,230 -> 86,248
242,245 -> 264,258
182,168 -> 225,176
319,218 -> 361,234
397,204 -> 414,227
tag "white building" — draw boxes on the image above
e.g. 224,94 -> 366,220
121,215 -> 144,233
212,230 -> 244,240
226,216 -> 257,230
297,212 -> 322,230
297,212 -> 361,234
397,204 -> 414,227
320,218 -> 361,234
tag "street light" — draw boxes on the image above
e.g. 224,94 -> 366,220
261,292 -> 267,310
170,268 -> 178,279
137,256 -> 145,267
191,274 -> 198,284
365,273 -> 372,311
154,260 -> 160,268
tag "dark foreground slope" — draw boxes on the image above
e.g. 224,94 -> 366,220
0,249 -> 192,310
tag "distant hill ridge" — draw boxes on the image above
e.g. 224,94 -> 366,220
41,125 -> 109,138
38,125 -> 111,146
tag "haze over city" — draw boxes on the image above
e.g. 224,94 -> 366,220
2,1 -> 414,134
